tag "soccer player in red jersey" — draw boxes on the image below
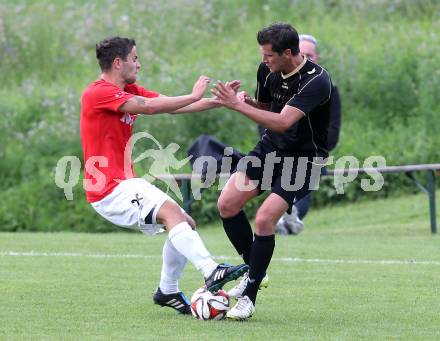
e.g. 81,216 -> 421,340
80,37 -> 248,314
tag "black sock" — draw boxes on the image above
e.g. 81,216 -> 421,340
221,211 -> 253,264
244,234 -> 275,304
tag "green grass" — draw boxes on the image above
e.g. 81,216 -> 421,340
1,193 -> 439,340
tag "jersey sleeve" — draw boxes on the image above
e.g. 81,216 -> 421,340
286,71 -> 331,115
92,82 -> 135,112
124,83 -> 160,98
255,63 -> 272,104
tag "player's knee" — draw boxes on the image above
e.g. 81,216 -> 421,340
217,193 -> 241,218
157,200 -> 186,228
167,201 -> 184,215
255,211 -> 277,234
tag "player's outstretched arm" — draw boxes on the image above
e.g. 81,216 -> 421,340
119,76 -> 210,115
212,81 -> 303,132
170,80 -> 241,114
168,97 -> 220,114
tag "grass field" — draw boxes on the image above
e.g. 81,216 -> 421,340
1,193 -> 439,340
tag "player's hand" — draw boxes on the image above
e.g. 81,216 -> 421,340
237,91 -> 252,103
191,75 -> 211,101
211,81 -> 240,108
225,80 -> 241,93
211,80 -> 240,104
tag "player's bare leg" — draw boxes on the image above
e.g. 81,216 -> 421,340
218,172 -> 260,219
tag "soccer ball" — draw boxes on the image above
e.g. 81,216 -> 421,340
190,287 -> 230,320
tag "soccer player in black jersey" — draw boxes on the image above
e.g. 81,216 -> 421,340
273,33 -> 342,235
212,23 -> 333,320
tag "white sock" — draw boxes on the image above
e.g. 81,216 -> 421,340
159,239 -> 187,294
168,222 -> 218,278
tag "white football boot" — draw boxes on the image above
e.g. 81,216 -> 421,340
228,272 -> 269,299
275,215 -> 290,235
283,206 -> 304,235
226,295 -> 255,320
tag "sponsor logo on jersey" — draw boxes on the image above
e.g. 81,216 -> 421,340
115,91 -> 126,99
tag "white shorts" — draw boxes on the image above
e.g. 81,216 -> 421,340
91,178 -> 173,235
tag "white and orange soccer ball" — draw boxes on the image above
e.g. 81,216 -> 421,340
190,287 -> 230,320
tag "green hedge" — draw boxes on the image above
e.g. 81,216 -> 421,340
1,0 -> 439,231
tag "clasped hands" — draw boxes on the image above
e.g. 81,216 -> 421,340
210,79 -> 252,109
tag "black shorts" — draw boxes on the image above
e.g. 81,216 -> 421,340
235,140 -> 316,210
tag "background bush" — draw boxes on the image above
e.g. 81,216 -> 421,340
1,0 -> 439,231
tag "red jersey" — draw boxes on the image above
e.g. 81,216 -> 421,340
80,79 -> 159,203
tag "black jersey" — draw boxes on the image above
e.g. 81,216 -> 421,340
255,58 -> 332,157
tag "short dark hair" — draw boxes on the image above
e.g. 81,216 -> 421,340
257,23 -> 299,55
96,37 -> 136,71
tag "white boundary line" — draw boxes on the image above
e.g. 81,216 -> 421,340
1,251 -> 440,266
